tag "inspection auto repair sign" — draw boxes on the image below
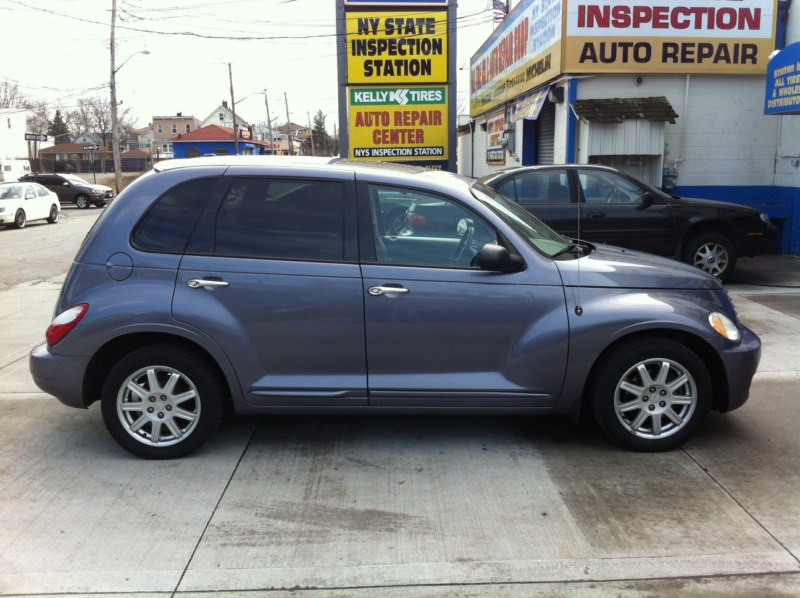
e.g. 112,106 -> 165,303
564,0 -> 777,74
346,11 -> 448,84
348,86 -> 448,164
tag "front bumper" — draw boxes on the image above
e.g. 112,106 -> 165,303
718,324 -> 761,412
29,342 -> 91,408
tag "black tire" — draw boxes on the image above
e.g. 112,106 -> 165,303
14,209 -> 26,229
47,205 -> 59,223
590,339 -> 712,452
100,344 -> 226,459
682,232 -> 736,281
75,194 -> 90,209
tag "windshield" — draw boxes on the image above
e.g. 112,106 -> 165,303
63,174 -> 91,185
471,183 -> 573,257
0,184 -> 23,199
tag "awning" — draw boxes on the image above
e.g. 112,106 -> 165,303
512,86 -> 550,122
571,96 -> 679,124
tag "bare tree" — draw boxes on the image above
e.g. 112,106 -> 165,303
26,100 -> 50,134
69,96 -> 134,146
0,81 -> 28,109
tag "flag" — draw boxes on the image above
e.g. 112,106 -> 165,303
492,0 -> 508,26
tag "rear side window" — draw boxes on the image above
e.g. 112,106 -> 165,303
132,178 -> 214,253
213,177 -> 345,262
497,170 -> 570,204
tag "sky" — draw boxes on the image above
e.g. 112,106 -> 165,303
0,0 -> 499,134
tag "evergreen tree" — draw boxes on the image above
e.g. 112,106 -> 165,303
48,109 -> 71,143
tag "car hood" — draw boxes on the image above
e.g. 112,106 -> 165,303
555,243 -> 720,290
666,195 -> 759,213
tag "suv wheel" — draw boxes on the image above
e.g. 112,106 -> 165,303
591,339 -> 711,452
75,194 -> 90,209
100,344 -> 226,459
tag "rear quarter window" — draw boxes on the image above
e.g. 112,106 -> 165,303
132,178 -> 215,253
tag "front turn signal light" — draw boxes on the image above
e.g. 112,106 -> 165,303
709,312 -> 740,342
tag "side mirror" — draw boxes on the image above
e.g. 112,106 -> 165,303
62,181 -> 70,187
637,192 -> 654,210
474,243 -> 525,273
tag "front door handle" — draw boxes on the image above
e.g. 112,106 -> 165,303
187,278 -> 230,289
368,285 -> 409,296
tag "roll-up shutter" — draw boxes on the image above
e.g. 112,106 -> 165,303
536,101 -> 555,165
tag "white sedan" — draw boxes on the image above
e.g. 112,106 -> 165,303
0,182 -> 61,228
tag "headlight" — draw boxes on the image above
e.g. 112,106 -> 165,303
760,213 -> 771,224
709,312 -> 740,342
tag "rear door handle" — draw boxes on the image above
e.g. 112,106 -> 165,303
588,212 -> 606,219
187,278 -> 230,289
368,285 -> 409,296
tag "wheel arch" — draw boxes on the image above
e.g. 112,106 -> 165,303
681,219 -> 738,255
579,329 -> 729,420
83,332 -> 237,410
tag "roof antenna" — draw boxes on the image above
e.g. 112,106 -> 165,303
573,172 -> 583,316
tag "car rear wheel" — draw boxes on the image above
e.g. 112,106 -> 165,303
683,232 -> 735,281
590,339 -> 711,452
75,194 -> 90,209
100,344 -> 226,459
47,205 -> 59,223
14,209 -> 26,229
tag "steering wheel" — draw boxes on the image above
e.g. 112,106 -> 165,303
454,218 -> 475,264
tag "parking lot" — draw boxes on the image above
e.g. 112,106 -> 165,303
0,208 -> 798,597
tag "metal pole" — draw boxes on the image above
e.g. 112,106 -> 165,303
308,112 -> 315,157
264,89 -> 274,155
285,92 -> 293,156
229,63 -> 240,156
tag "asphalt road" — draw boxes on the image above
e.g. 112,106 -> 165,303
0,207 -> 798,596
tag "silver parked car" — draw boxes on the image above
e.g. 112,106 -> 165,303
30,157 -> 761,458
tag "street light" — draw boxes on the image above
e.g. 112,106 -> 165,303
110,18 -> 150,194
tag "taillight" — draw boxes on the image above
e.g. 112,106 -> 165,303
46,304 -> 89,345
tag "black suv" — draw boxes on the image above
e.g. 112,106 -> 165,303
19,173 -> 113,209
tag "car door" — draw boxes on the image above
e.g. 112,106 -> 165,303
359,182 -> 569,408
576,168 -> 676,255
492,168 -> 580,239
37,175 -> 65,202
22,184 -> 46,220
171,173 -> 368,407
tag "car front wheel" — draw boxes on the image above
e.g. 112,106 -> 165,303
101,344 -> 226,459
75,194 -> 90,209
591,339 -> 711,452
14,209 -> 26,229
683,232 -> 735,281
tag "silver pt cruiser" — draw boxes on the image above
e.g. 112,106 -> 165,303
30,157 -> 761,458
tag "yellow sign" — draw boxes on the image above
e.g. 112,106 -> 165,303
348,86 -> 448,162
346,11 -> 448,84
563,0 -> 777,74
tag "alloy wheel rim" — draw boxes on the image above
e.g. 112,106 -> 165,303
116,365 -> 201,447
693,242 -> 729,277
614,357 -> 697,439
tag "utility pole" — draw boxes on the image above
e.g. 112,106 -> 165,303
229,63 -> 239,156
109,0 -> 121,194
307,111 -> 316,157
285,92 -> 293,156
264,88 -> 274,155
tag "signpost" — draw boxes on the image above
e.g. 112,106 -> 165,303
25,133 -> 48,142
83,145 -> 100,183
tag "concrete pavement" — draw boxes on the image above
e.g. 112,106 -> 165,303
0,250 -> 798,597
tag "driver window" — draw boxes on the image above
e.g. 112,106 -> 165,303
579,170 -> 646,205
367,184 -> 497,268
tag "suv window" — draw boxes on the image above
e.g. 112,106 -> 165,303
213,177 -> 345,262
132,178 -> 215,253
367,184 -> 496,268
496,169 -> 570,204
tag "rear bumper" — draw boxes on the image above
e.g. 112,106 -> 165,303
29,342 -> 90,408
